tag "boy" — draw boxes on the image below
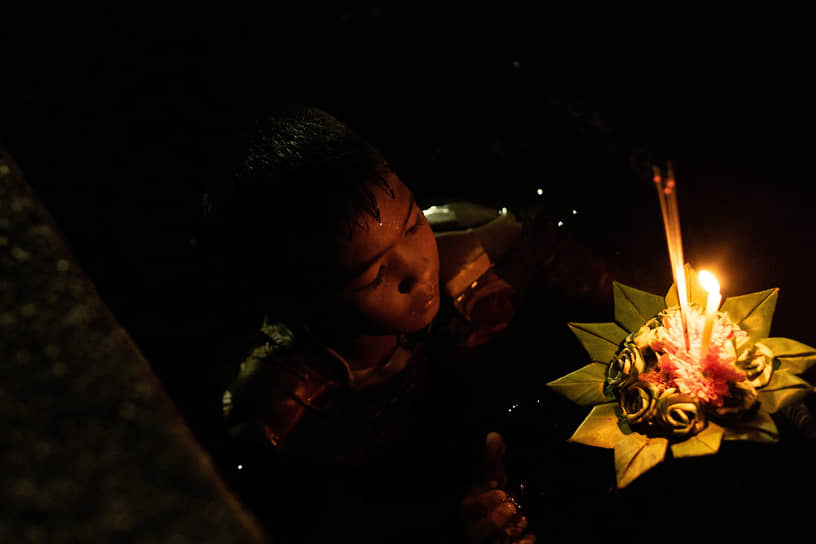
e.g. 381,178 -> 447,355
202,106 -> 535,543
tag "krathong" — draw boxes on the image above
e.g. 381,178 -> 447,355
548,272 -> 816,487
547,164 -> 816,488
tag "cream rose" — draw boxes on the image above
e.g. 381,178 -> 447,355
619,381 -> 658,425
630,317 -> 667,352
737,342 -> 775,388
606,343 -> 646,393
714,380 -> 759,417
656,388 -> 706,437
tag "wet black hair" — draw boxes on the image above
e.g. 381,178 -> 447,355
197,105 -> 396,323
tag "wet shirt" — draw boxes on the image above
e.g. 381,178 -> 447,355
221,320 -> 435,467
219,318 -> 484,543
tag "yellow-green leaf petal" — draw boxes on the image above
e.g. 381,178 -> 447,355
720,288 -> 779,339
670,422 -> 724,458
664,264 -> 707,309
614,433 -> 668,488
568,322 -> 628,363
568,402 -> 627,449
757,370 -> 814,413
547,362 -> 612,407
761,337 -> 816,374
722,410 -> 779,443
613,282 -> 666,333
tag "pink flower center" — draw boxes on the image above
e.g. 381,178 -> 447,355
639,306 -> 746,407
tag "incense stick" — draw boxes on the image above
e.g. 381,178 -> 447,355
654,162 -> 690,351
666,165 -> 690,350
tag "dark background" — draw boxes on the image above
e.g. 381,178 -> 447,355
4,7 -> 814,329
3,3 -> 816,538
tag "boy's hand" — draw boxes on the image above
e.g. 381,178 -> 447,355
460,433 -> 536,544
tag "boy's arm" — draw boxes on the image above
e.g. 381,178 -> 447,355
222,338 -> 342,453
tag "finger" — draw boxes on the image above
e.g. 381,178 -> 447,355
466,500 -> 518,542
460,488 -> 508,517
503,514 -> 528,538
465,478 -> 499,498
483,432 -> 508,488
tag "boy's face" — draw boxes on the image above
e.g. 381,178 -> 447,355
331,172 -> 440,335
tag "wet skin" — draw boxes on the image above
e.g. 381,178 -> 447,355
333,171 -> 440,334
321,171 -> 440,370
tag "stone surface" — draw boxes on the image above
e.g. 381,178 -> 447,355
0,145 -> 267,542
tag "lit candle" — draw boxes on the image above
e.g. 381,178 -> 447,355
698,270 -> 721,357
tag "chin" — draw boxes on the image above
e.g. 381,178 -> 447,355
404,293 -> 440,333
365,293 -> 441,335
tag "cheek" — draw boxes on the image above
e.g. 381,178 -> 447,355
337,226 -> 440,333
417,224 -> 440,275
353,285 -> 411,321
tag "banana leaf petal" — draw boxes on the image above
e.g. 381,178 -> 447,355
547,362 -> 613,407
670,422 -> 724,458
722,410 -> 779,443
761,337 -> 816,374
613,281 -> 666,333
720,288 -> 779,339
665,264 -> 709,309
757,371 -> 814,413
614,433 -> 668,488
568,402 -> 627,449
568,322 -> 628,364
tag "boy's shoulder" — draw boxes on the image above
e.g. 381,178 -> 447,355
227,321 -> 339,385
222,320 -> 346,448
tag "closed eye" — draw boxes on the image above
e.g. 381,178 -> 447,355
406,211 -> 425,235
357,265 -> 385,291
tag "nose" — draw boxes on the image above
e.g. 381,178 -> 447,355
395,248 -> 432,295
398,277 -> 415,294
398,262 -> 431,294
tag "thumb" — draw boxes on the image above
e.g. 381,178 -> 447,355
482,432 -> 508,488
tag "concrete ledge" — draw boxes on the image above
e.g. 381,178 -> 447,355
0,145 -> 267,542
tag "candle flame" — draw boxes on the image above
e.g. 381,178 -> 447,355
699,270 -> 720,294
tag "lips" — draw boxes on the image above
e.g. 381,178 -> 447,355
408,282 -> 439,315
404,282 -> 440,330
417,282 -> 440,311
